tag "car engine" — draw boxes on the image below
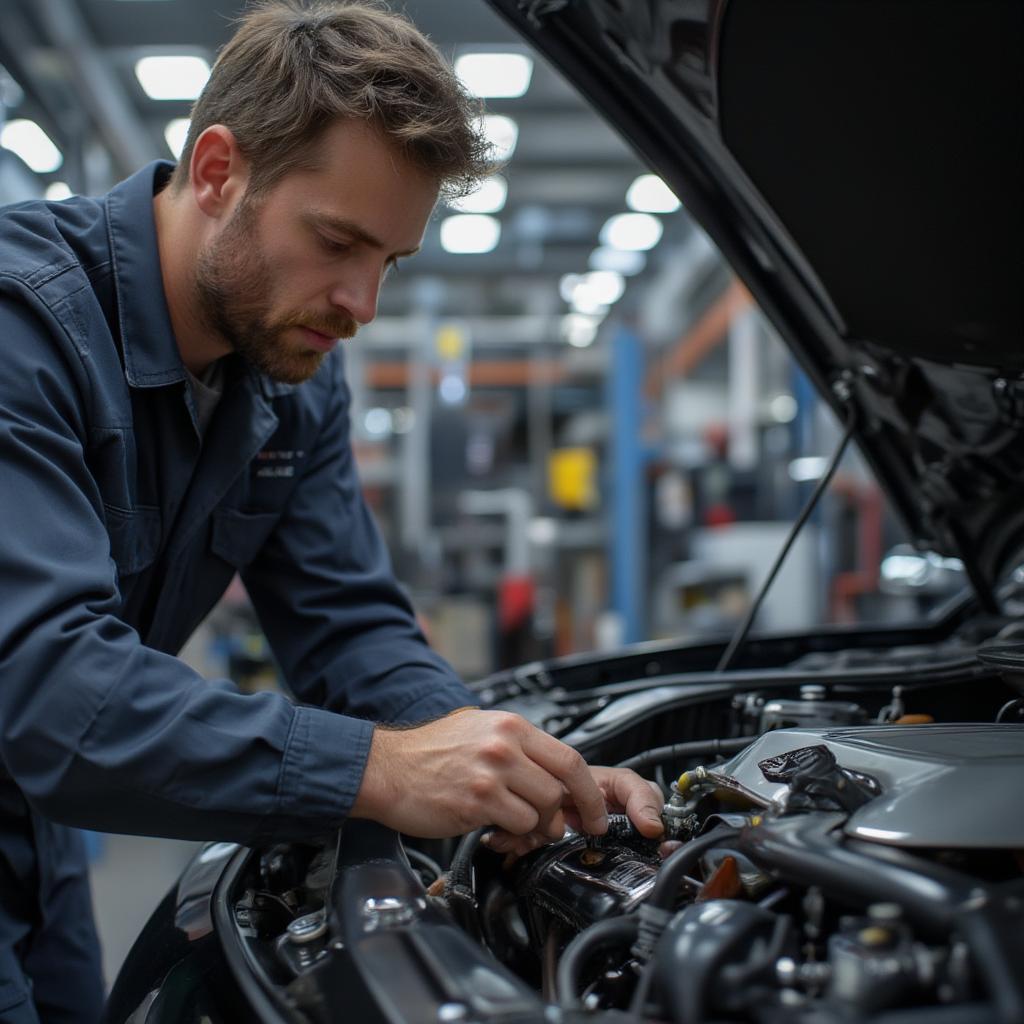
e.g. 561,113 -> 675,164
198,632 -> 1024,1024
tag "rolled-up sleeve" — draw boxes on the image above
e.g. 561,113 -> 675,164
240,353 -> 477,726
0,295 -> 366,843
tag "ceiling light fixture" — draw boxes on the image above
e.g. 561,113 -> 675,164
559,270 -> 625,315
135,55 -> 210,101
561,313 -> 604,348
164,118 -> 190,159
455,53 -> 533,98
626,174 -> 681,213
588,247 -> 646,276
481,114 -> 518,162
599,212 -> 663,251
440,214 -> 501,254
0,119 -> 62,173
448,175 -> 508,214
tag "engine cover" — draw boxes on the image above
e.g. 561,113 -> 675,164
711,724 -> 1024,848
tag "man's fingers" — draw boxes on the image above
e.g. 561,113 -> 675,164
482,789 -> 543,837
521,730 -> 608,835
593,767 -> 665,838
508,764 -> 571,840
481,828 -> 549,857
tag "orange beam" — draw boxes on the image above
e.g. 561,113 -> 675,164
365,360 -> 568,389
646,278 -> 752,397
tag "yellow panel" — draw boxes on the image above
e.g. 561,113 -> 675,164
549,447 -> 598,511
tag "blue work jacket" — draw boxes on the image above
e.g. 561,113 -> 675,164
0,162 -> 474,903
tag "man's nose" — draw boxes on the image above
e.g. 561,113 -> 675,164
328,267 -> 381,326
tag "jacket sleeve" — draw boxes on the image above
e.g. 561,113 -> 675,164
239,353 -> 478,725
0,294 -> 367,844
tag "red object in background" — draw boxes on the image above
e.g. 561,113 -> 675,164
499,574 -> 535,633
704,503 -> 736,528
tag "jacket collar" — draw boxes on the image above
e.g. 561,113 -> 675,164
105,160 -> 297,397
105,161 -> 185,388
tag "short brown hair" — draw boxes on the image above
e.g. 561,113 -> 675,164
170,0 -> 491,199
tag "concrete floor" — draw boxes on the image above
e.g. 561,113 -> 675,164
88,833 -> 200,989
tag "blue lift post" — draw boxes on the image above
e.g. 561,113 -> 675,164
607,325 -> 646,644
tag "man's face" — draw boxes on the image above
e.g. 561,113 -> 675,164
194,120 -> 439,384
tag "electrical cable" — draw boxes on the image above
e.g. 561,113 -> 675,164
406,846 -> 444,883
615,735 -> 753,772
443,827 -> 489,941
716,414 -> 857,673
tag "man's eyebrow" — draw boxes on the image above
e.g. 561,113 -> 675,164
306,211 -> 421,257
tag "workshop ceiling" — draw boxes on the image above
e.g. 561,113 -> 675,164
0,0 -> 651,324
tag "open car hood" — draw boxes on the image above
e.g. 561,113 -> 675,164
486,0 -> 1024,607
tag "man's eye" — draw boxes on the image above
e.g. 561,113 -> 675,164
384,258 -> 402,278
320,235 -> 350,254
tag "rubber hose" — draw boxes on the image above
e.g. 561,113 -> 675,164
555,914 -> 639,1010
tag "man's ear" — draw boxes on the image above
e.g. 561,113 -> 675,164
189,125 -> 248,219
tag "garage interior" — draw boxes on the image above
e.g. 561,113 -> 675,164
0,0 -> 963,988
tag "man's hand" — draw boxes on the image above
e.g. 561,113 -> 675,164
350,709 -> 663,852
481,765 -> 665,857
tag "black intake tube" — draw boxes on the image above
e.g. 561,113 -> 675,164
555,914 -> 639,1009
733,817 -> 975,934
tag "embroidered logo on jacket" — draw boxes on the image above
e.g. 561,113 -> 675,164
255,449 -> 305,478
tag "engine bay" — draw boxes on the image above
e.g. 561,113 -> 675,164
214,628 -> 1024,1024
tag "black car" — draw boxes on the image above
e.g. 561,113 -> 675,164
105,2 -> 1024,1022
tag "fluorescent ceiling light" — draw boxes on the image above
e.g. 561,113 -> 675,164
481,114 -> 518,162
599,212 -> 663,252
448,174 -> 507,214
588,246 -> 646,276
0,119 -> 62,173
164,118 -> 190,159
626,174 -> 681,213
135,55 -> 210,101
559,270 -> 625,315
455,53 -> 533,98
440,214 -> 501,254
561,313 -> 604,348
45,181 -> 73,201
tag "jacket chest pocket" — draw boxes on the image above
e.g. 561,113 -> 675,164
104,504 -> 162,577
210,507 -> 280,569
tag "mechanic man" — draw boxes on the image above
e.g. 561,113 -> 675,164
0,1 -> 665,1020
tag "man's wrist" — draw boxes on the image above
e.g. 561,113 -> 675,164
376,704 -> 480,731
350,724 -> 395,821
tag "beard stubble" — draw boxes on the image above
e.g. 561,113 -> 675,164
194,197 -> 358,385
